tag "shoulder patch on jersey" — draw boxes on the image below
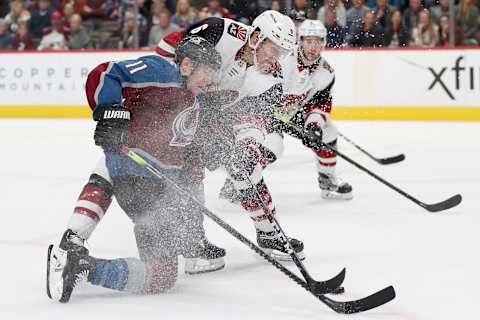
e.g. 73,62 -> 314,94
227,22 -> 247,41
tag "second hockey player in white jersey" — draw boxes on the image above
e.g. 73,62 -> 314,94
279,19 -> 353,200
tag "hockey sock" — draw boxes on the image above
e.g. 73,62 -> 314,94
315,140 -> 337,176
89,258 -> 146,293
238,180 -> 276,233
67,174 -> 113,240
89,257 -> 177,294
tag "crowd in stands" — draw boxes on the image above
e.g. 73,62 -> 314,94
0,0 -> 478,50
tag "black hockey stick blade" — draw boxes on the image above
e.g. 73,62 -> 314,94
319,285 -> 396,314
423,194 -> 462,212
308,268 -> 346,295
377,154 -> 405,165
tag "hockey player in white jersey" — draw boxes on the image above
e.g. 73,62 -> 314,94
280,19 -> 353,200
188,12 -> 307,260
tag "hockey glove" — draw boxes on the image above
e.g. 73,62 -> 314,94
302,123 -> 323,151
93,105 -> 131,153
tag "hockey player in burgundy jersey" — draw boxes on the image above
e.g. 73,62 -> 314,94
279,19 -> 353,200
57,11 -> 306,264
46,37 -> 224,303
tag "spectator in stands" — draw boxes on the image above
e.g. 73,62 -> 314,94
411,9 -> 438,47
37,11 -> 67,50
348,10 -> 384,47
29,0 -> 56,40
291,0 -> 312,19
0,18 -> 12,49
171,0 -> 197,30
4,0 -> 31,33
67,13 -> 91,49
12,20 -> 34,50
324,7 -> 346,47
383,9 -> 409,46
199,0 -> 232,19
196,8 -> 209,21
120,9 -> 138,48
289,6 -> 307,28
318,0 -> 347,27
430,0 -> 452,24
271,0 -> 282,11
0,1 -> 9,18
457,0 -> 479,45
402,0 -> 423,32
62,2 -> 76,23
81,0 -> 119,48
375,0 -> 395,29
437,14 -> 464,46
148,9 -> 179,47
346,0 -> 370,33
257,1 -> 286,14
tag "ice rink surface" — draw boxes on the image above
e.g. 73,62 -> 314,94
0,119 -> 478,320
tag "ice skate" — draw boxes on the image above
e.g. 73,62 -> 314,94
185,239 -> 226,275
256,230 -> 305,261
318,173 -> 353,200
47,229 -> 92,302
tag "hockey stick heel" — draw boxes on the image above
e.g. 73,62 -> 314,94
378,154 -> 405,165
308,267 -> 346,295
423,194 -> 462,213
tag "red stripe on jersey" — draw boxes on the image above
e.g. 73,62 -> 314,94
85,62 -> 111,110
78,184 -> 112,213
73,207 -> 100,222
155,47 -> 175,59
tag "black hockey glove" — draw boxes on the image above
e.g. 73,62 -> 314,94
93,105 -> 130,153
302,123 -> 323,151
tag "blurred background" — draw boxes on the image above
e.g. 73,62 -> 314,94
0,0 -> 478,120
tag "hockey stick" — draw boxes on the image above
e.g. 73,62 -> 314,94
241,172 -> 345,295
122,147 -> 344,294
338,133 -> 405,165
276,116 -> 462,212
122,146 -> 395,313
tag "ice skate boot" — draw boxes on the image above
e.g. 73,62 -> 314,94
47,230 -> 92,302
318,173 -> 353,200
185,238 -> 226,275
256,230 -> 305,261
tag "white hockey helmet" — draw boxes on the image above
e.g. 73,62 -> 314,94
249,10 -> 297,52
298,19 -> 327,45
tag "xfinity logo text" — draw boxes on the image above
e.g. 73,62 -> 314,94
428,56 -> 477,100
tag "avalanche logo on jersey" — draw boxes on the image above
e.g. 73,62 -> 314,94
170,99 -> 200,147
227,23 -> 247,41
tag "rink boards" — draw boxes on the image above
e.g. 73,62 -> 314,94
0,47 -> 479,120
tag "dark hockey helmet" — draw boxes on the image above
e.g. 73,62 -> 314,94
175,36 -> 222,72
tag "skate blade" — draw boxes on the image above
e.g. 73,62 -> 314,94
46,245 -> 54,299
321,190 -> 353,200
184,257 -> 225,275
261,248 -> 306,262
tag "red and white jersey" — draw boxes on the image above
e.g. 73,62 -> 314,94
280,47 -> 335,115
184,17 -> 251,93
